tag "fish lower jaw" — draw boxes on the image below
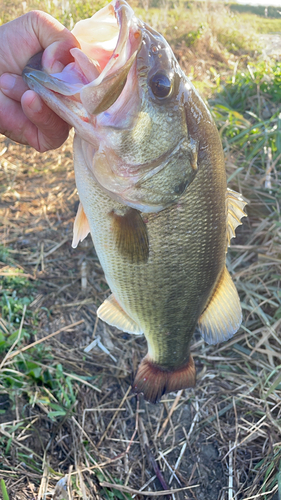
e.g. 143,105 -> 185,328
133,355 -> 196,404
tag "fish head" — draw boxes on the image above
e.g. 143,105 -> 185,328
23,0 -> 203,212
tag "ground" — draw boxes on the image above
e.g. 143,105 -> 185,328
1,121 -> 281,498
1,3 -> 281,500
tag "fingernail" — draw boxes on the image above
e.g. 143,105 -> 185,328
29,94 -> 43,114
49,60 -> 65,74
0,74 -> 16,90
42,45 -> 66,74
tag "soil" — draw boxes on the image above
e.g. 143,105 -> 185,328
1,118 -> 280,499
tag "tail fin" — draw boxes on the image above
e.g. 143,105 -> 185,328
132,356 -> 196,404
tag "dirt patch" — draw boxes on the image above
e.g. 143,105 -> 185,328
1,131 -> 281,500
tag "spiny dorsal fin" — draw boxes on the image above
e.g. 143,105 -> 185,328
197,266 -> 242,345
72,202 -> 91,248
226,188 -> 247,249
97,294 -> 143,335
109,208 -> 149,264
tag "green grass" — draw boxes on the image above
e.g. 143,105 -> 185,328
210,61 -> 281,161
0,253 -> 96,422
229,2 -> 281,19
0,0 -> 109,26
0,1 -> 281,498
0,479 -> 10,500
0,0 -> 263,57
208,59 -> 281,500
0,250 -> 130,497
135,2 -> 260,55
241,14 -> 281,34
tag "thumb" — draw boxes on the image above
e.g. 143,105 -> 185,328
26,10 -> 80,73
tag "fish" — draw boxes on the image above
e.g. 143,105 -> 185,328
23,0 -> 247,403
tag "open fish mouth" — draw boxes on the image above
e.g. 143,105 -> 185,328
23,0 -> 195,212
23,0 -> 142,117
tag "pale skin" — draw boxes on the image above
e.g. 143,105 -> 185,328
0,11 -> 79,152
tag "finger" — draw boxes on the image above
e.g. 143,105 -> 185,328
0,73 -> 29,102
27,11 -> 80,73
21,89 -> 70,151
0,88 -> 70,151
0,11 -> 79,76
0,89 -> 33,144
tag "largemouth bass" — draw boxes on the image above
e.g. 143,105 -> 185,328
23,0 -> 246,403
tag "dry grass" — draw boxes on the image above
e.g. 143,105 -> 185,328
1,1 -> 281,499
0,0 -> 264,95
1,95 -> 281,500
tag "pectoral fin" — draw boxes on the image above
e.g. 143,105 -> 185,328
197,266 -> 242,345
110,208 -> 149,264
72,203 -> 91,248
226,188 -> 247,249
97,294 -> 143,335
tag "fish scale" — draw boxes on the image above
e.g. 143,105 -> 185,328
23,0 -> 247,403
74,133 -> 226,369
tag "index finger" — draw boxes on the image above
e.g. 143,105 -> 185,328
26,10 -> 80,73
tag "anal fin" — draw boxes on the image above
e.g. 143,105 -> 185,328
133,355 -> 196,404
72,202 -> 91,248
226,188 -> 247,249
197,266 -> 242,345
97,294 -> 143,335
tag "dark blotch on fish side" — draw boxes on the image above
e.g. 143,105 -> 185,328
174,180 -> 189,195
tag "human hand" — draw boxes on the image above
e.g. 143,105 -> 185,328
0,11 -> 79,151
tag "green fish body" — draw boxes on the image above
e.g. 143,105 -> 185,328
23,0 -> 246,402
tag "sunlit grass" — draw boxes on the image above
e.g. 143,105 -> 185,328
0,0 -> 265,58
240,13 -> 281,34
0,0 -> 281,498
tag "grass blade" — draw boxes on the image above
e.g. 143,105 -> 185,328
1,479 -> 10,500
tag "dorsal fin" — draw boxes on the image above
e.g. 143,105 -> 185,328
97,294 -> 143,335
72,203 -> 91,248
197,266 -> 242,345
226,188 -> 247,249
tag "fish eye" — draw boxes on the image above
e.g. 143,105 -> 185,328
149,72 -> 172,98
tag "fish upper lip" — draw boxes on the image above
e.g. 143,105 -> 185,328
22,0 -> 144,153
